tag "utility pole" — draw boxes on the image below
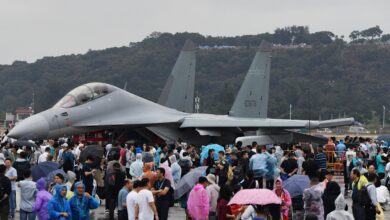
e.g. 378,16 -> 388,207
383,105 -> 386,129
289,104 -> 292,120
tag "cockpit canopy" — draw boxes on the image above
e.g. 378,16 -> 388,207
54,83 -> 117,108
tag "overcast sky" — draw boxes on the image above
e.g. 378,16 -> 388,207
1,0 -> 389,64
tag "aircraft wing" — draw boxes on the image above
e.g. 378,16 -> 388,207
180,115 -> 354,129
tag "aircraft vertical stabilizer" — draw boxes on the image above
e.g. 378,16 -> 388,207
229,41 -> 272,118
158,40 -> 196,113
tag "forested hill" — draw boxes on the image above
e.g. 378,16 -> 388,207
1,26 -> 390,124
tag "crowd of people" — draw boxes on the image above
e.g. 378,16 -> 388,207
0,136 -> 389,220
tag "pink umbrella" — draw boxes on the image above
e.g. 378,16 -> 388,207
228,189 -> 281,206
160,161 -> 175,189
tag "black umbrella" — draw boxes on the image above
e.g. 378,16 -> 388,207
31,161 -> 61,181
13,140 -> 37,149
79,145 -> 104,164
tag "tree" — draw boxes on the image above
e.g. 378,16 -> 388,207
349,30 -> 360,41
360,25 -> 383,40
381,34 -> 390,43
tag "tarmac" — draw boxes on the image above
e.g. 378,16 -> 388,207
11,176 -> 390,219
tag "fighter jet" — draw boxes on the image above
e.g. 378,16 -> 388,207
7,80 -> 353,145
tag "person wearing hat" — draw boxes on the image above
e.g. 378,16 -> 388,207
187,176 -> 210,220
206,174 -> 220,220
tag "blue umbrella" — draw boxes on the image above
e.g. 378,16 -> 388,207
200,144 -> 224,164
283,175 -> 310,197
46,169 -> 67,184
31,161 -> 60,181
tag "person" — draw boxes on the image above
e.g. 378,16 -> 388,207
273,178 -> 291,220
13,151 -> 30,181
385,154 -> 390,187
302,153 -> 319,179
32,178 -> 52,220
364,173 -> 379,220
0,147 -> 6,165
142,145 -> 154,164
376,148 -> 386,180
368,140 -> 377,161
68,181 -> 100,220
47,184 -> 72,220
315,146 -> 327,170
62,145 -> 75,173
249,146 -> 269,188
81,155 -> 94,195
135,178 -> 159,220
126,180 -> 141,220
18,169 -> 36,220
376,183 -> 390,209
0,164 -> 11,220
38,147 -> 50,164
326,194 -> 354,220
65,171 -> 76,192
351,168 -> 368,220
125,145 -> 135,179
187,176 -> 210,220
252,205 -> 272,220
107,143 -> 121,162
336,140 -> 347,157
216,151 -> 229,186
107,162 -> 126,220
303,177 -> 324,220
205,149 -> 216,175
179,152 -> 192,177
280,152 -> 298,181
206,174 -> 220,219
130,153 -> 144,180
152,168 -> 171,220
319,170 -> 334,191
169,155 -> 181,185
322,181 -> 341,219
324,139 -> 336,163
142,162 -> 157,186
216,185 -> 234,220
5,158 -> 17,219
48,173 -> 66,195
265,150 -> 277,190
118,180 -> 132,220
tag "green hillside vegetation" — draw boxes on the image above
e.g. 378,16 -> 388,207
1,26 -> 390,126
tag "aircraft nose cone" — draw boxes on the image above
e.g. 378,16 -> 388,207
8,115 -> 49,139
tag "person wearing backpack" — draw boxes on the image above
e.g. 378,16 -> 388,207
351,168 -> 368,220
360,173 -> 380,220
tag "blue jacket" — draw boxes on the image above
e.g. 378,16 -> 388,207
47,184 -> 72,220
249,153 -> 269,178
68,182 -> 100,220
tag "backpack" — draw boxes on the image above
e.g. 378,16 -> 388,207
107,171 -> 117,187
0,178 -> 5,200
107,148 -> 120,161
358,184 -> 372,207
